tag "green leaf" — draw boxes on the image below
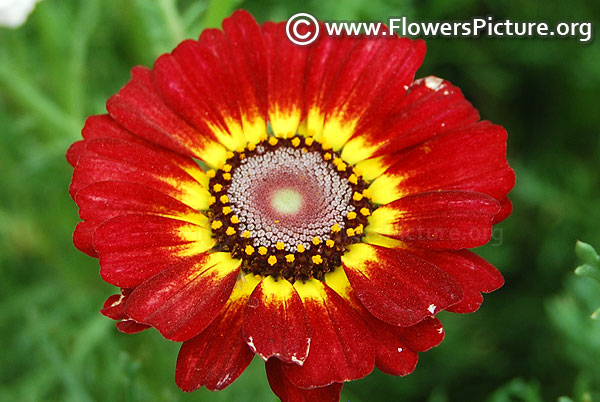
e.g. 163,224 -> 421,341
575,241 -> 600,283
575,264 -> 600,283
575,241 -> 600,267
485,378 -> 543,402
574,241 -> 600,321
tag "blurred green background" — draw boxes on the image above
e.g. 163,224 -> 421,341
1,0 -> 599,401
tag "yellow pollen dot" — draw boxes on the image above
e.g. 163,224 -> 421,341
312,237 -> 321,245
297,244 -> 305,253
222,206 -> 231,215
220,195 -> 229,203
235,146 -> 245,153
285,254 -> 295,263
209,196 -> 216,205
304,137 -> 314,146
230,215 -> 239,224
247,143 -> 256,151
213,183 -> 223,192
211,220 -> 223,230
222,164 -> 232,172
324,152 -> 332,160
225,151 -> 235,159
362,189 -> 372,199
360,207 -> 371,216
245,245 -> 255,255
332,157 -> 342,166
291,137 -> 301,147
242,230 -> 251,238
267,255 -> 277,266
353,192 -> 364,201
348,174 -> 358,184
346,228 -> 356,237
312,255 -> 323,264
326,239 -> 335,248
206,169 -> 216,178
337,162 -> 347,172
226,227 -> 236,236
347,211 -> 357,220
258,246 -> 268,256
268,137 -> 279,146
321,141 -> 332,150
331,223 -> 341,233
274,220 -> 280,223
355,224 -> 364,235
223,173 -> 231,181
239,153 -> 246,160
276,241 -> 285,250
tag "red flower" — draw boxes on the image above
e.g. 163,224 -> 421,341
67,10 -> 514,402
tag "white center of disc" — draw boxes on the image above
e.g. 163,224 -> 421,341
271,188 -> 303,215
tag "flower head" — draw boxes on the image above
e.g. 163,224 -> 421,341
67,10 -> 515,401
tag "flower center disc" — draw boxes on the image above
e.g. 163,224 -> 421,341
271,189 -> 303,215
207,136 -> 373,282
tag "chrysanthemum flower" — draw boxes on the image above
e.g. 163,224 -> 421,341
67,10 -> 514,402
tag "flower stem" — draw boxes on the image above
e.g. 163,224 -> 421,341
0,62 -> 82,136
157,0 -> 185,45
201,0 -> 243,29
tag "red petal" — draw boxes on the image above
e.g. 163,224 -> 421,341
70,137 -> 210,210
94,214 -> 214,287
101,291 -> 129,320
81,114 -> 207,180
266,358 -> 343,402
406,248 -> 504,313
199,10 -> 268,145
125,253 -> 240,342
74,181 -> 207,258
360,312 -> 418,376
367,315 -> 444,376
317,36 -> 425,150
242,276 -> 310,364
106,66 -> 227,166
73,221 -> 99,257
176,274 -> 260,391
348,78 -> 481,174
116,319 -> 150,334
66,140 -> 85,167
168,39 -> 245,146
368,191 -> 500,249
367,122 -> 515,204
262,21 -> 309,138
281,279 -> 374,388
303,31 -> 357,139
101,290 -> 150,334
493,197 -> 513,224
324,37 -> 425,151
332,287 -> 420,377
152,44 -> 246,151
325,268 -> 445,377
394,317 -> 445,352
342,243 -> 462,327
82,114 -> 136,142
